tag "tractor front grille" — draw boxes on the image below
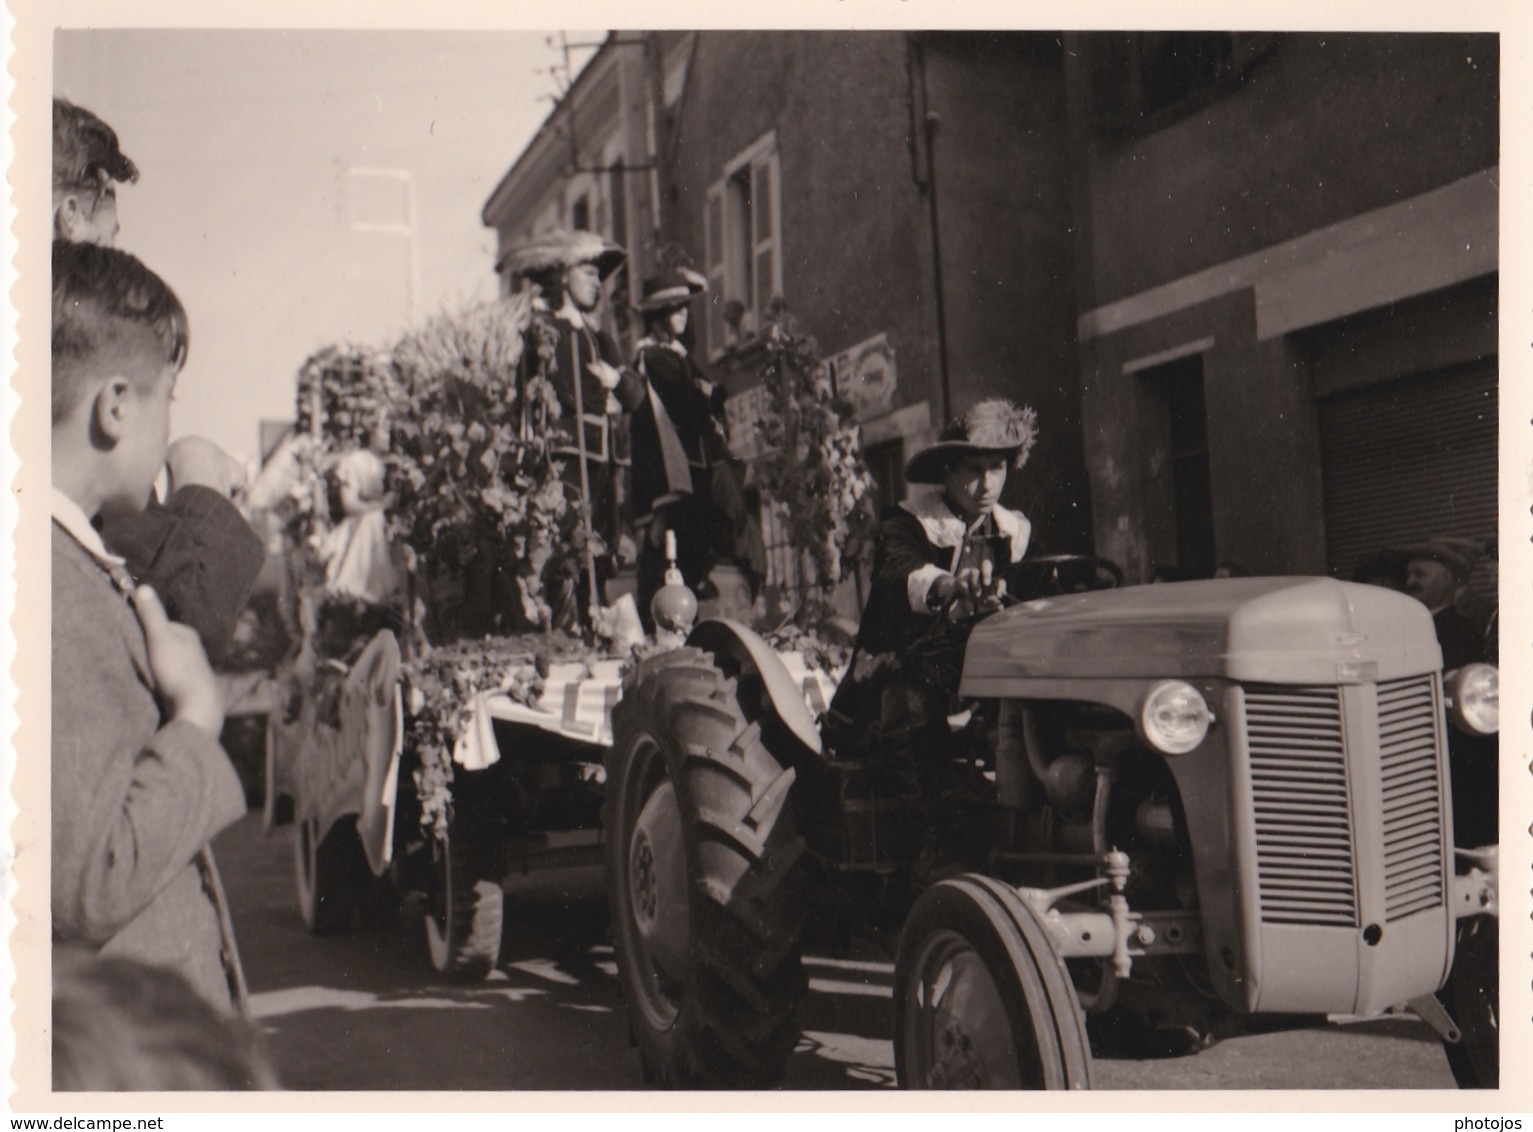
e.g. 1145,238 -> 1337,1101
1377,675 -> 1445,920
1244,685 -> 1357,927
1240,674 -> 1448,929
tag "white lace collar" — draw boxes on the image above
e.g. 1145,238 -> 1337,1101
635,336 -> 686,357
898,492 -> 1030,563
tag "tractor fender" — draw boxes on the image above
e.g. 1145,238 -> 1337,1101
686,619 -> 823,757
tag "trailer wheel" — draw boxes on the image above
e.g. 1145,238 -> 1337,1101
294,814 -> 364,935
895,874 -> 1093,1089
606,647 -> 807,1088
1441,914 -> 1498,1088
423,810 -> 504,981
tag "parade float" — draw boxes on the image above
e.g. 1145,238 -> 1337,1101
262,293 -> 869,979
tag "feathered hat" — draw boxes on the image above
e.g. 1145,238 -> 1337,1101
498,228 -> 627,281
635,268 -> 707,312
904,398 -> 1039,484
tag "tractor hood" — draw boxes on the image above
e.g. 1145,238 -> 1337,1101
960,576 -> 1442,692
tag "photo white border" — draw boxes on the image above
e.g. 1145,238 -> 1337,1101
6,0 -> 1531,1117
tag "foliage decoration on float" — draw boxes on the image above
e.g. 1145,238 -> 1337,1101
387,289 -> 584,630
751,301 -> 876,626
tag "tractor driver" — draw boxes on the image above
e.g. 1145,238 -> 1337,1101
825,398 -> 1037,874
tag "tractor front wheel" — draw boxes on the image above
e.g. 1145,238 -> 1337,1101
894,874 -> 1094,1089
1441,914 -> 1498,1088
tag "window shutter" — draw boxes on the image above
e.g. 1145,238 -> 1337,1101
750,152 -> 781,329
705,182 -> 727,355
1318,358 -> 1498,577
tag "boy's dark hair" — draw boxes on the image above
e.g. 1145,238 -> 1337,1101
53,97 -> 139,193
53,239 -> 189,424
53,949 -> 278,1091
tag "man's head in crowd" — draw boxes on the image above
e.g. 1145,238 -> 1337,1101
53,97 -> 139,245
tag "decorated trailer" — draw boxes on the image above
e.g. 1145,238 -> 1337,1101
264,614 -> 842,977
259,300 -> 864,980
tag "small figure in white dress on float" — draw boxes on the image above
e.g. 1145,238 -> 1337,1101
320,410 -> 400,606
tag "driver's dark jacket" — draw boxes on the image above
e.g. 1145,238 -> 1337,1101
826,492 -> 1030,756
851,493 -> 1031,655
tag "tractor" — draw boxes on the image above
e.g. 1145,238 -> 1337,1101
603,567 -> 1500,1088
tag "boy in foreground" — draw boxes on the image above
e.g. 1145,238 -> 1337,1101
54,96 -> 264,662
51,239 -> 247,1014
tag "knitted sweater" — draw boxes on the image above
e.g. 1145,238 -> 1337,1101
51,524 -> 247,1012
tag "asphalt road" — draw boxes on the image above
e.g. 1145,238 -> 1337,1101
214,812 -> 1460,1093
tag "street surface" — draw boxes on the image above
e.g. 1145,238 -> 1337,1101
215,812 -> 1459,1092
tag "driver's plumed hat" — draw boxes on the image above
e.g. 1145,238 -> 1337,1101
904,398 -> 1038,484
499,228 -> 627,281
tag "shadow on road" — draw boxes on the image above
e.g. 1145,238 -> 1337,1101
217,814 -> 1457,1092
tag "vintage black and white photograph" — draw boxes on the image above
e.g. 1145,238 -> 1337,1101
11,2 -> 1531,1111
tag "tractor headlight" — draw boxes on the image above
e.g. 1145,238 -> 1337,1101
1139,681 -> 1213,754
1447,663 -> 1499,735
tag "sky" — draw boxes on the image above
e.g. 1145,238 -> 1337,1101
54,29 -> 597,462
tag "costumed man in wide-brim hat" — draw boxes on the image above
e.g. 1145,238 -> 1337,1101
500,229 -> 647,632
825,397 -> 1038,877
629,268 -> 758,628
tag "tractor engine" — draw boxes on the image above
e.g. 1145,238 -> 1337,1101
961,577 -> 1464,1023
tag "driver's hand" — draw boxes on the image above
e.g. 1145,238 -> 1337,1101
977,577 -> 1007,613
936,567 -> 979,620
938,566 -> 1007,619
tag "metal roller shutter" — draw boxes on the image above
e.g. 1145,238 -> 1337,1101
1318,358 -> 1497,578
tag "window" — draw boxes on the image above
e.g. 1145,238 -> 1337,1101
1089,32 -> 1278,135
1136,32 -> 1239,117
1141,353 -> 1215,578
704,133 -> 782,358
759,497 -> 802,616
608,159 -> 628,249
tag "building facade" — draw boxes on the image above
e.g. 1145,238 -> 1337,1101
482,30 -> 1498,589
1061,32 -> 1498,581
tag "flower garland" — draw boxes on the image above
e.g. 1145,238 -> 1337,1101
402,631 -> 590,839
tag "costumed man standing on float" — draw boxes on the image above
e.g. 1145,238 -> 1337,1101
628,268 -> 758,629
825,397 -> 1037,877
502,230 -> 646,632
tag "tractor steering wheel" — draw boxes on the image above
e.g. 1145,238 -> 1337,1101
1010,554 -> 1124,601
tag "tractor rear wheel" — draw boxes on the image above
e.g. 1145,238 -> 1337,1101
606,646 -> 807,1087
894,874 -> 1094,1089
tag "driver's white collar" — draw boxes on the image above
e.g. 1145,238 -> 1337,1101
898,492 -> 1029,563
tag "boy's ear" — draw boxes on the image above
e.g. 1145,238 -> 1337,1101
91,377 -> 134,445
54,194 -> 87,242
